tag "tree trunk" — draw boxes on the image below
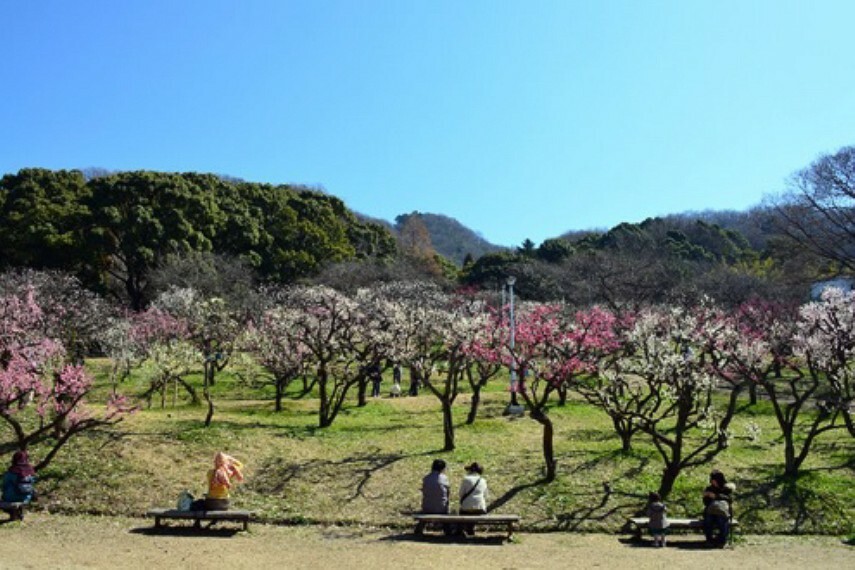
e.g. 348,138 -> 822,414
612,415 -> 633,453
318,369 -> 331,428
178,377 -> 199,404
466,386 -> 482,424
783,434 -> 799,477
357,376 -> 368,407
557,384 -> 568,406
531,408 -> 556,482
275,380 -> 284,412
748,383 -> 757,406
203,363 -> 215,427
657,463 -> 681,499
442,398 -> 455,451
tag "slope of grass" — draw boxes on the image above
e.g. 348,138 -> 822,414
12,360 -> 855,534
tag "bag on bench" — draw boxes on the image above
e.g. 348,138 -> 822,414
176,490 -> 194,511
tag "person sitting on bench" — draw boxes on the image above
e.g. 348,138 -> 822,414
458,462 -> 488,536
204,452 -> 244,511
420,459 -> 451,535
702,470 -> 733,547
2,450 -> 37,521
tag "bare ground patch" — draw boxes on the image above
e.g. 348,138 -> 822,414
0,514 -> 852,569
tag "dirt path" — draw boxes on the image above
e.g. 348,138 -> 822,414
1,514 -> 852,569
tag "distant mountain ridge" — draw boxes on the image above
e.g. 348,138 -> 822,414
393,212 -> 505,265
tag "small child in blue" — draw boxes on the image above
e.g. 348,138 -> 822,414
647,491 -> 669,547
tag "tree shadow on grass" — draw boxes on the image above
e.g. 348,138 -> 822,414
487,476 -> 550,512
249,447 -> 438,502
553,486 -> 639,532
731,463 -> 853,533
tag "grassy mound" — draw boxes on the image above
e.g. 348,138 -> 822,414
18,360 -> 855,534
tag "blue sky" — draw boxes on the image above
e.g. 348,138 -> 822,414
2,1 -> 854,247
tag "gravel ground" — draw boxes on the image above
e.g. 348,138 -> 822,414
1,514 -> 852,569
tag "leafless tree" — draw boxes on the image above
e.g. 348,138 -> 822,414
769,145 -> 855,272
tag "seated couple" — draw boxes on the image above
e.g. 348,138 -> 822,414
421,459 -> 487,536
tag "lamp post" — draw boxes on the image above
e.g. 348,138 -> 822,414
507,276 -> 519,407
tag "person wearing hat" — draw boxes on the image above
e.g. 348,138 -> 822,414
2,450 -> 37,521
458,462 -> 488,535
702,469 -> 733,547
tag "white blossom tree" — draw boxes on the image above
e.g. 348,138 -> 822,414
602,304 -> 742,497
797,288 -> 855,438
381,281 -> 486,451
153,287 -> 242,426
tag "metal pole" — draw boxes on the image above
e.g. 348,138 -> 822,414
507,276 -> 518,406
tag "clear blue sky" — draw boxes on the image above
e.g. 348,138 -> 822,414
2,1 -> 854,247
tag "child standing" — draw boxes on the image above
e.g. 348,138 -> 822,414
647,492 -> 669,547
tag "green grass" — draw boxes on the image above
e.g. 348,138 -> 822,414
10,362 -> 854,534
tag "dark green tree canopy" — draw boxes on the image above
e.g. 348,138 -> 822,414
0,168 -> 91,271
0,168 -> 396,309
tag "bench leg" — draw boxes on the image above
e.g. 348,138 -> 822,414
154,516 -> 162,528
414,521 -> 425,535
507,522 -> 515,541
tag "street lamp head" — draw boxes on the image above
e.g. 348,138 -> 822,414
506,276 -> 516,287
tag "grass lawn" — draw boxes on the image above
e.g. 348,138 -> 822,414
13,359 -> 855,535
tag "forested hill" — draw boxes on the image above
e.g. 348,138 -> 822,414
394,211 -> 504,265
0,168 -> 396,309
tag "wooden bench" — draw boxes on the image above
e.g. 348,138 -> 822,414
628,517 -> 739,540
146,508 -> 254,531
0,501 -> 26,521
413,513 -> 521,541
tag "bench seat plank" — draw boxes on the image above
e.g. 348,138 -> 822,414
412,514 -> 520,540
628,516 -> 739,538
146,508 -> 253,530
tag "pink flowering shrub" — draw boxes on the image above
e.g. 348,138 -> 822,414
0,286 -> 132,471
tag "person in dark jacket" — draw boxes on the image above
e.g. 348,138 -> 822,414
418,459 -> 451,535
2,450 -> 37,520
702,470 -> 733,547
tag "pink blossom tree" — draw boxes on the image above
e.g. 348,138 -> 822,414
461,305 -> 505,424
0,269 -> 112,365
562,308 -> 645,452
0,287 -> 132,470
123,307 -> 199,407
502,303 -> 620,481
